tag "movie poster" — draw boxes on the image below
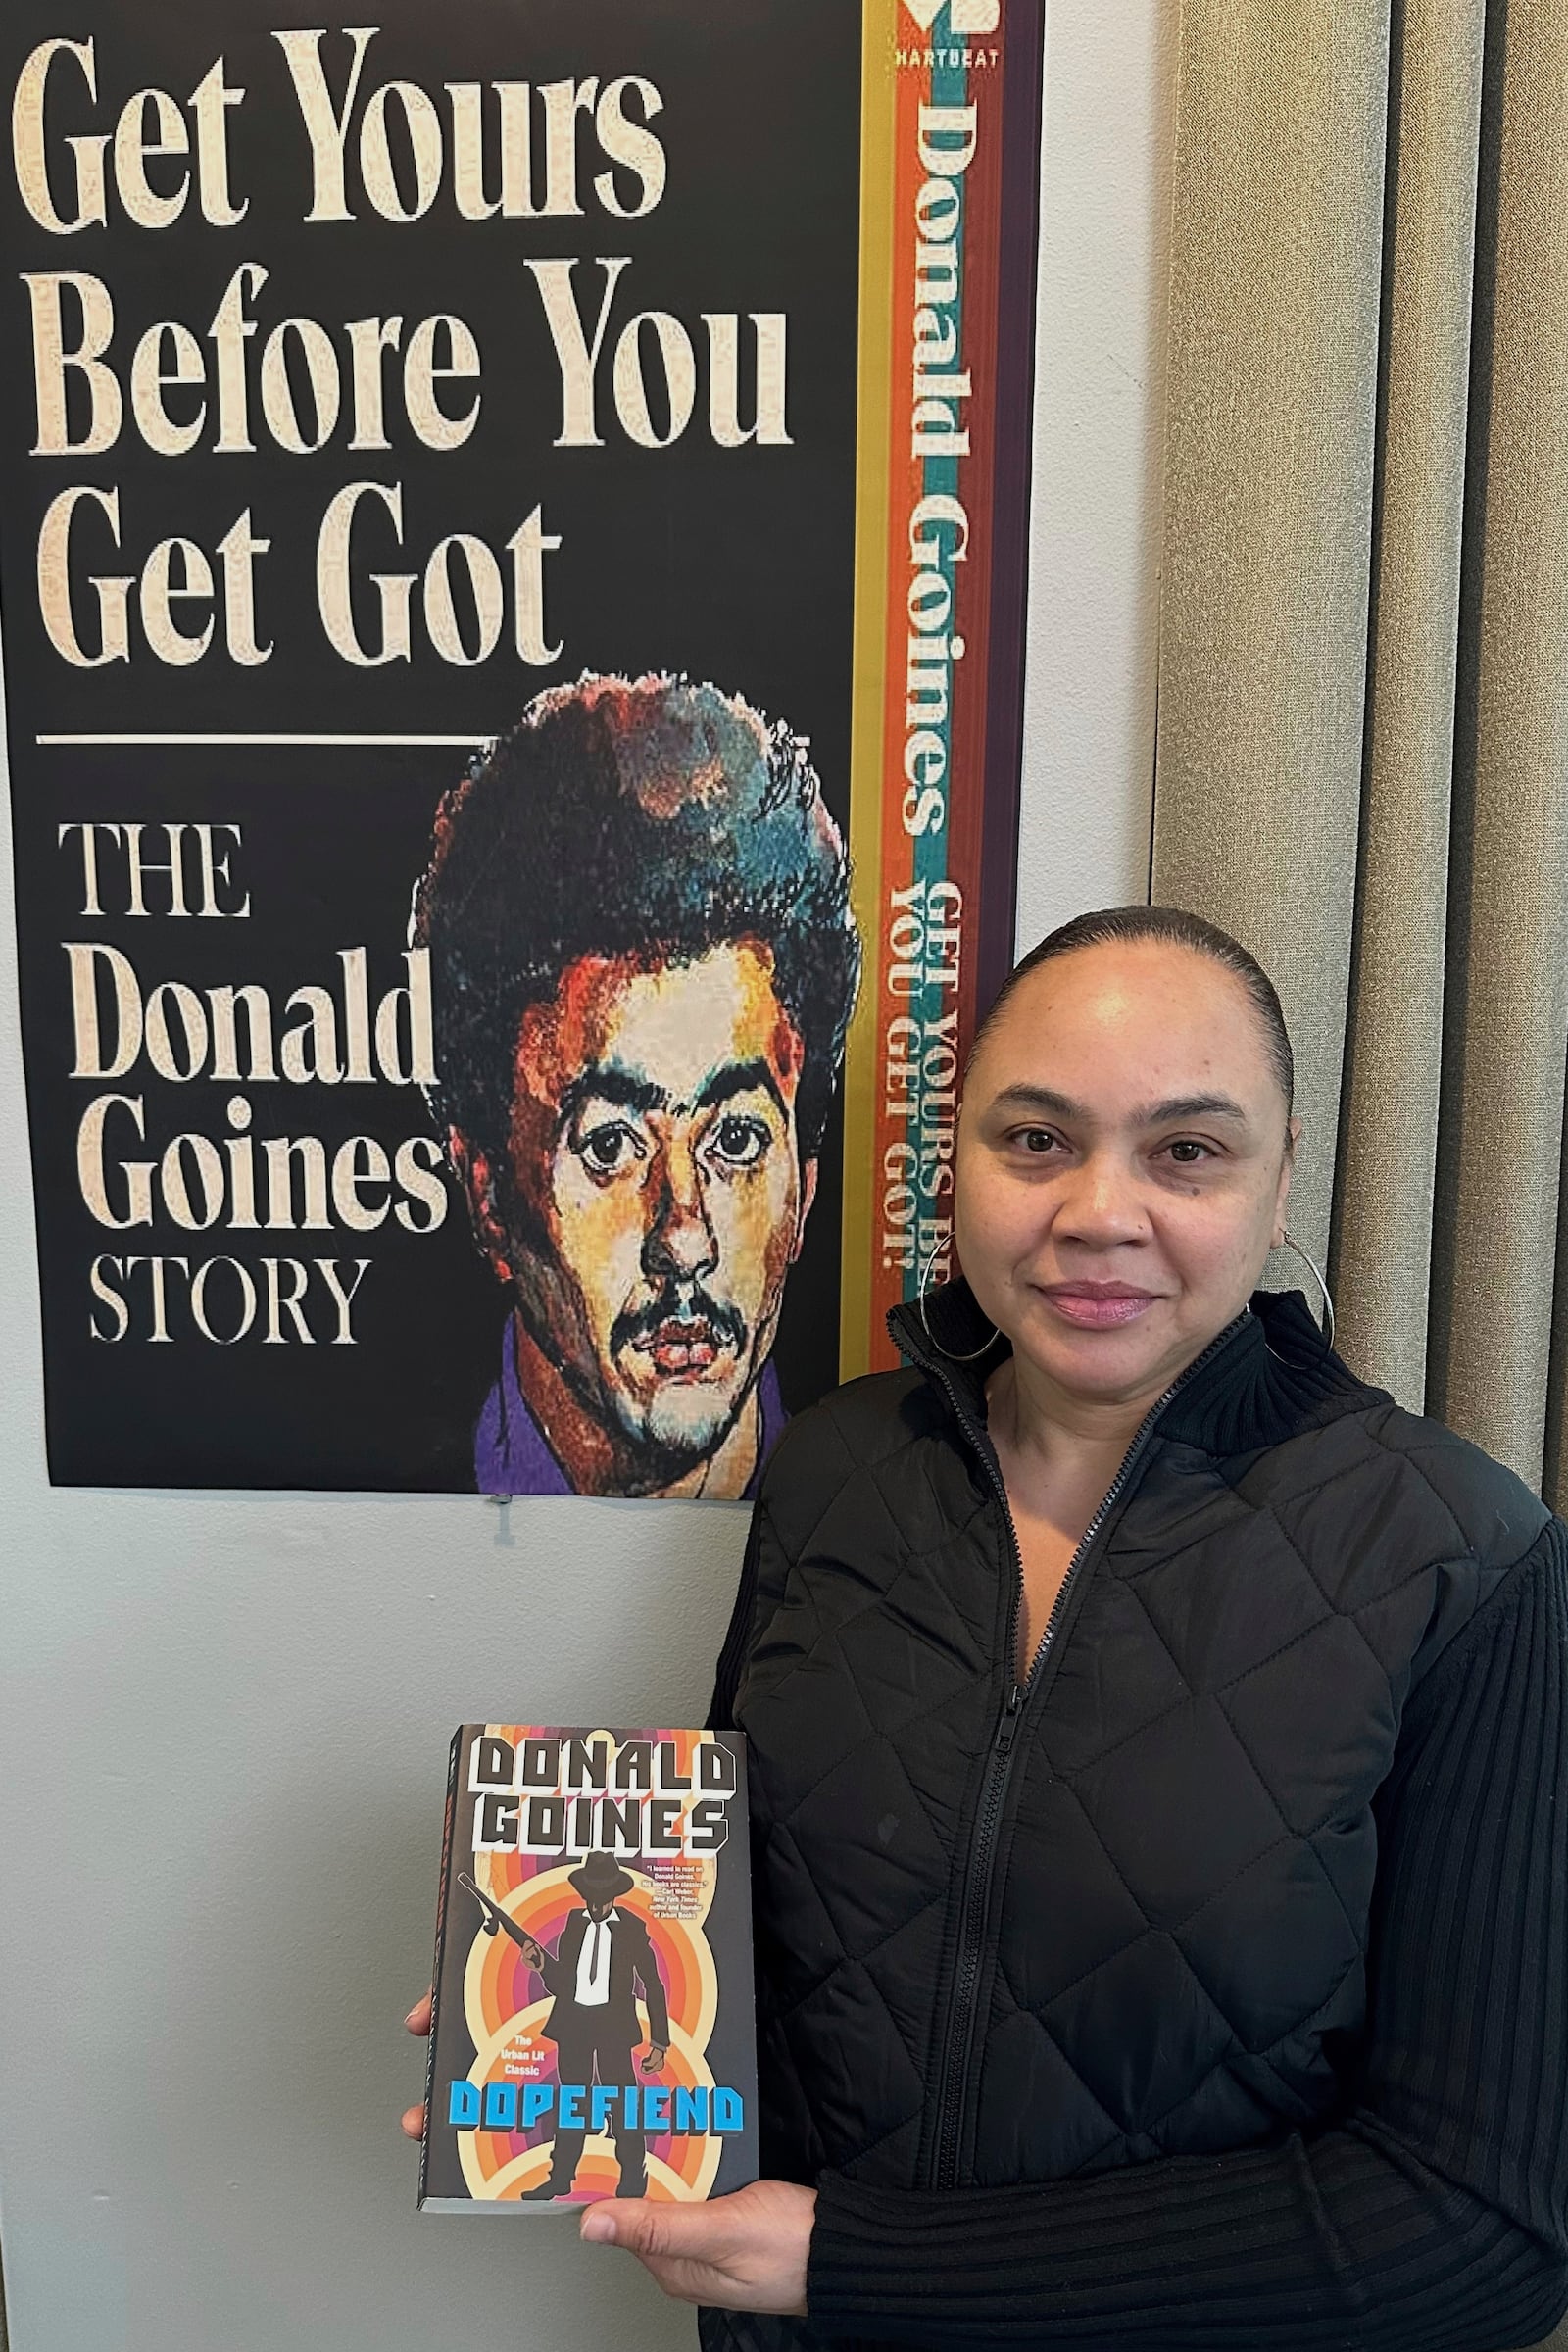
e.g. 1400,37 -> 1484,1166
0,0 -> 1043,1493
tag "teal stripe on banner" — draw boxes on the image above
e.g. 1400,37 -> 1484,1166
904,24 -> 970,1297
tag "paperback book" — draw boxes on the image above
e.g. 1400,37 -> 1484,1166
419,1723 -> 758,2210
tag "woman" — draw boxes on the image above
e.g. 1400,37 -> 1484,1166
410,906 -> 1568,2348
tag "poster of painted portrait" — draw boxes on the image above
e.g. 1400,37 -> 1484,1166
0,0 -> 1044,1493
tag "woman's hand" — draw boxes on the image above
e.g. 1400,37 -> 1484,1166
579,2179 -> 815,2314
400,1988 -> 432,2141
401,1984 -> 808,2315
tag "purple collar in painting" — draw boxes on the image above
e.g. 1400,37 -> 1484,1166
474,1314 -> 788,1498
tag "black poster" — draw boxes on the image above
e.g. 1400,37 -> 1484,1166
0,1 -> 1043,1492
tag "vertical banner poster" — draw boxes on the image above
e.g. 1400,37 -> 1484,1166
0,1 -> 1043,1494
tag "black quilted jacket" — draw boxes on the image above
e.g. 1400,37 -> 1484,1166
703,1283 -> 1568,2352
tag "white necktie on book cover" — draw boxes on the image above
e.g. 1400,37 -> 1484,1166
575,1911 -> 617,2007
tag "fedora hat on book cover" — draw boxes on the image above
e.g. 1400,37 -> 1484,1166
567,1850 -> 640,1903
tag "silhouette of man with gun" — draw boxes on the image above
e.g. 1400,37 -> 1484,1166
461,1854 -> 670,2198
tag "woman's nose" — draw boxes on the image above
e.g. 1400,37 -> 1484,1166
1052,1149 -> 1150,1245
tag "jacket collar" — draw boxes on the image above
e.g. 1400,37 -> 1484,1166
887,1278 -> 1385,1460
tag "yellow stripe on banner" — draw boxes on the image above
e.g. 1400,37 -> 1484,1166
839,0 -> 900,1383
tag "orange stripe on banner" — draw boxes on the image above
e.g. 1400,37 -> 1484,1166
839,0 -> 902,1383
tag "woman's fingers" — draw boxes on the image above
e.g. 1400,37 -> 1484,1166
402,1990 -> 433,2143
579,2180 -> 814,2314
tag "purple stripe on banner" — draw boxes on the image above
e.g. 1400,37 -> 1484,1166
978,0 -> 1048,1013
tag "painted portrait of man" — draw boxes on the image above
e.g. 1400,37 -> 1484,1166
413,673 -> 861,1500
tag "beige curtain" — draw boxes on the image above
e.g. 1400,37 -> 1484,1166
1152,0 -> 1568,1516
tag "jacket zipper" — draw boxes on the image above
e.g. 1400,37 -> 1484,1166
922,1309 -> 1250,2190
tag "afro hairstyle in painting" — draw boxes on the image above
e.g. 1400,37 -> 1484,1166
412,672 -> 861,1189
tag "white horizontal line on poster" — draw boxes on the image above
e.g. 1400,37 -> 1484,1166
35,733 -> 495,748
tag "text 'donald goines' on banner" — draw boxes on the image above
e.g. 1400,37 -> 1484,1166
0,0 -> 1043,1493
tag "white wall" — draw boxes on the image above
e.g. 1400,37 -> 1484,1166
1019,0 -> 1172,947
0,5 -> 1171,2345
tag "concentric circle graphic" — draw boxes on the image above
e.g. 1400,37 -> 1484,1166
455,1726 -> 728,2204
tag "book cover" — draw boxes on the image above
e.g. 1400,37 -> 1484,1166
419,1724 -> 758,2210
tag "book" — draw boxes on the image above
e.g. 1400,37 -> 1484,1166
418,1724 -> 759,2211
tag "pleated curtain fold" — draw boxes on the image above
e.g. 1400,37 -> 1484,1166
1152,0 -> 1568,1511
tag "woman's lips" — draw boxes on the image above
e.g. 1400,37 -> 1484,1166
1040,1285 -> 1161,1328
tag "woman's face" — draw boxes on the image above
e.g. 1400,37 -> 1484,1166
955,940 -> 1298,1410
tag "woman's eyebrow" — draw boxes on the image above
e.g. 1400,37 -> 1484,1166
987,1083 -> 1250,1126
989,1084 -> 1081,1117
1133,1092 -> 1250,1126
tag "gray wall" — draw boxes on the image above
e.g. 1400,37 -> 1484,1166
0,4 -> 1172,2344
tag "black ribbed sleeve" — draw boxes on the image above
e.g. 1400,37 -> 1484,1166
806,1521 -> 1568,2351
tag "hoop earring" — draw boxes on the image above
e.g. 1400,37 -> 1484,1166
917,1238 -> 1000,1362
1276,1231 -> 1336,1349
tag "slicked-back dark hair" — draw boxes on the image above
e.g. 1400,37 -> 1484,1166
972,905 -> 1295,1111
413,672 -> 861,1175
